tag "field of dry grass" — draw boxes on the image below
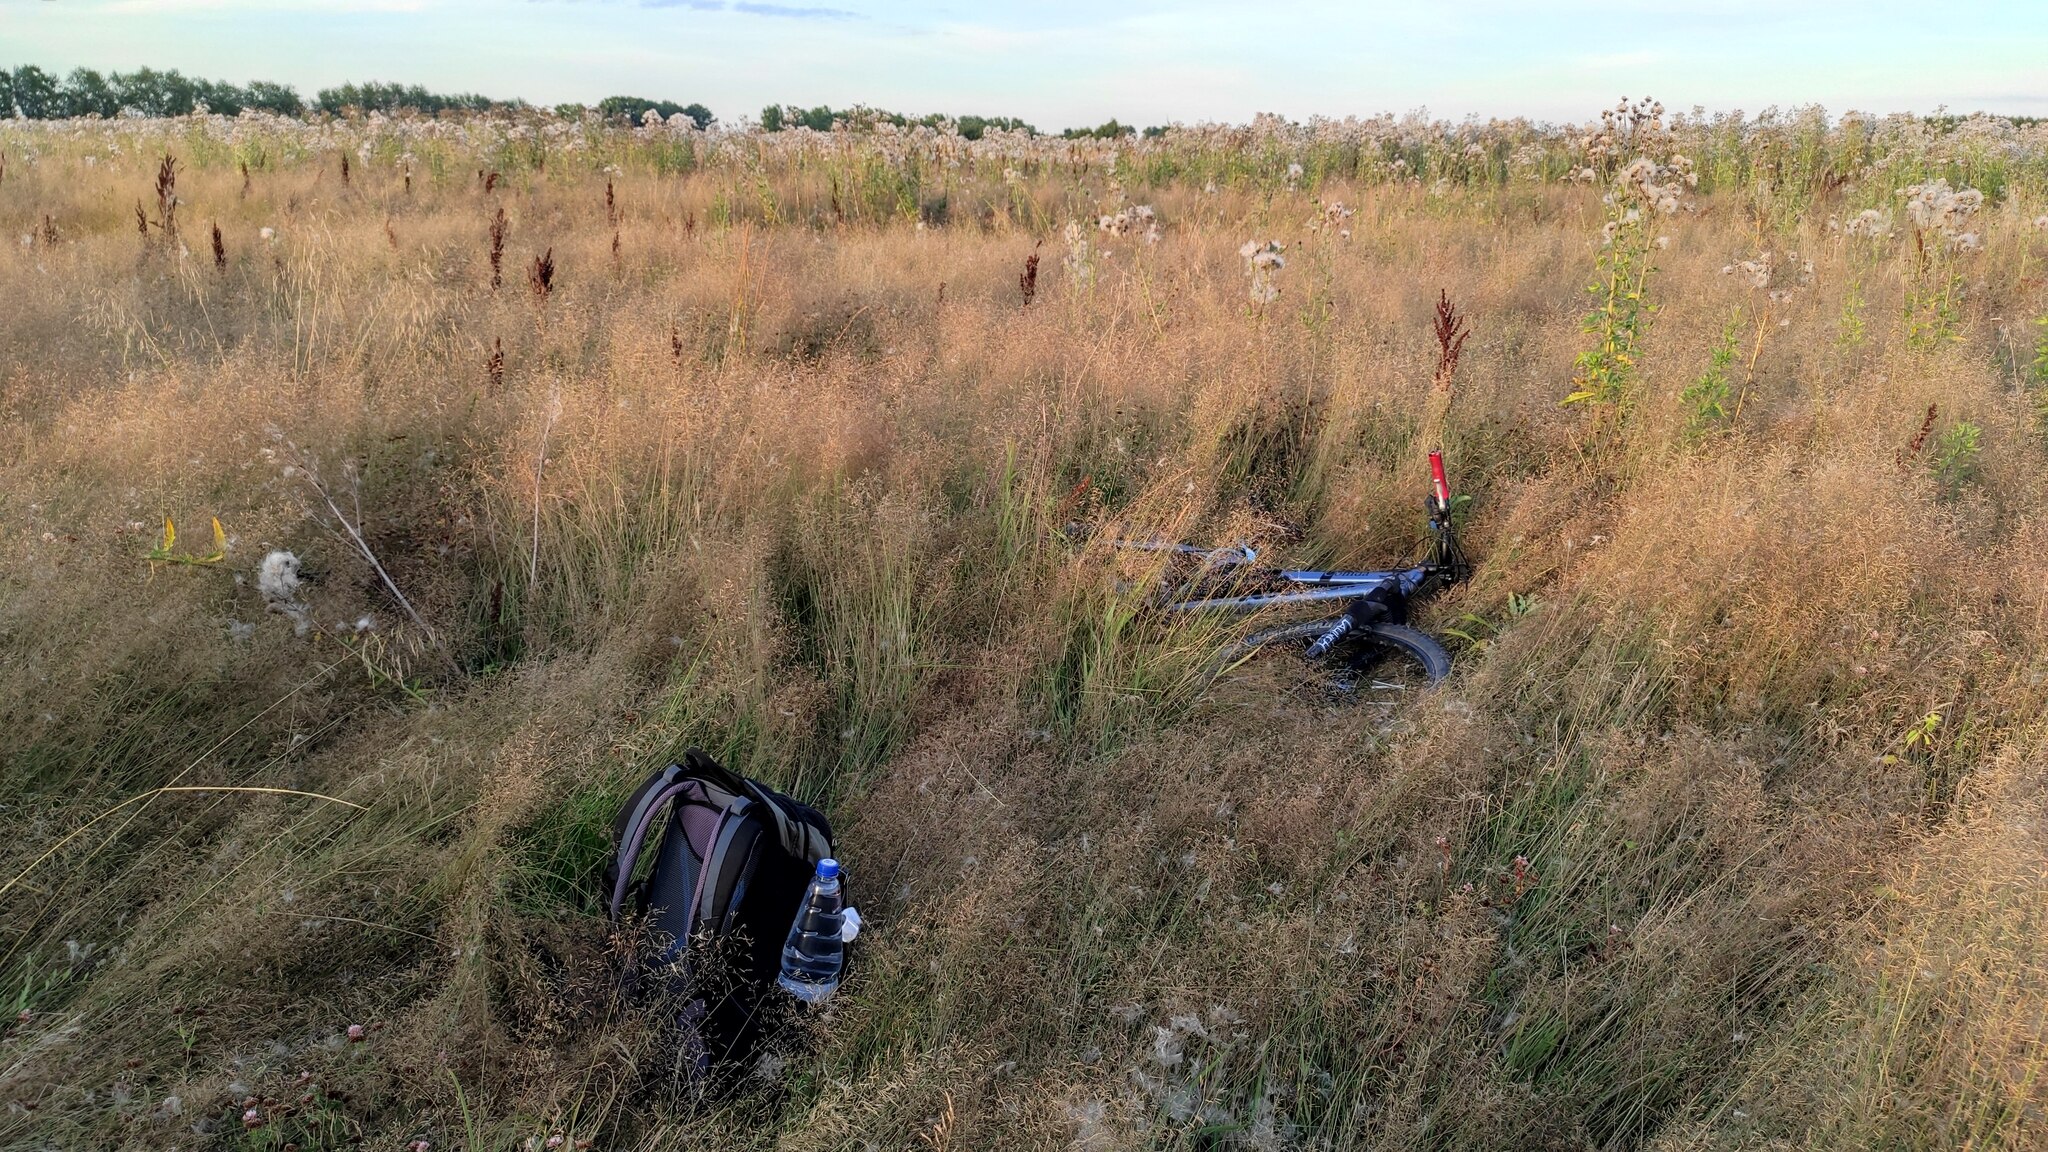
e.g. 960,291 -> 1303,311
1,108 -> 2045,1151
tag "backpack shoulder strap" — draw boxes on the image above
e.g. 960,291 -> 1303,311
604,763 -> 695,924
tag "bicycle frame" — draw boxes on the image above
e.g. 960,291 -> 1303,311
1158,562 -> 1434,613
1137,449 -> 1467,617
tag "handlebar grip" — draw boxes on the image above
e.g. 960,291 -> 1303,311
1428,450 -> 1451,508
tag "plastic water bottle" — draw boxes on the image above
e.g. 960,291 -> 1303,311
777,858 -> 846,1004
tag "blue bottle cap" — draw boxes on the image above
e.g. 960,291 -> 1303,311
816,858 -> 840,879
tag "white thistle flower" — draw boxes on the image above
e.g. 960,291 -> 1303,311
259,550 -> 313,636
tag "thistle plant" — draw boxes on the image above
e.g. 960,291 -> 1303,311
1564,158 -> 1685,429
2030,314 -> 2048,435
1239,239 -> 1284,310
2033,315 -> 2048,388
1062,220 -> 1095,293
145,516 -> 228,568
1899,180 -> 1982,350
1830,209 -> 1893,350
1930,421 -> 1983,495
1680,310 -> 1743,444
1837,277 -> 1867,349
1715,249 -> 1813,421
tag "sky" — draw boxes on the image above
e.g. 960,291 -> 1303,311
4,0 -> 2045,130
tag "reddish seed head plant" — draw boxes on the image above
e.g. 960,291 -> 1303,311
528,248 -> 555,301
488,208 -> 508,290
153,154 -> 179,245
1432,288 -> 1469,391
1899,403 -> 1939,469
1020,244 -> 1041,306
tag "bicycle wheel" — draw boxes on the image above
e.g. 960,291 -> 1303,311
1215,618 -> 1453,686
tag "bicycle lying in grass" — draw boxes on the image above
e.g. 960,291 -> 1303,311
1115,451 -> 1470,696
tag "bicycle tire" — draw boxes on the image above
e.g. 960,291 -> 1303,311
1352,623 -> 1453,683
1218,619 -> 1453,684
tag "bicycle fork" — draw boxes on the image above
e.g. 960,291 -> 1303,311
1306,596 -> 1386,658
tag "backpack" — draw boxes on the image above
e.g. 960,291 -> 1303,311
602,748 -> 836,1075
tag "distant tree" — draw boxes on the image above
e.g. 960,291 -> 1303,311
59,69 -> 119,117
110,68 -> 200,116
597,96 -> 712,129
1142,124 -> 1168,139
0,64 -> 300,118
758,102 -> 1033,137
242,80 -> 303,116
1062,119 -> 1135,140
316,81 -> 507,116
9,65 -> 60,119
784,104 -> 838,131
952,114 -> 1034,140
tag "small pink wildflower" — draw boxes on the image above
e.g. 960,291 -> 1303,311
346,1023 -> 365,1042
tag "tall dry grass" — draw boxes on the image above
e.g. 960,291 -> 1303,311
0,112 -> 2043,1151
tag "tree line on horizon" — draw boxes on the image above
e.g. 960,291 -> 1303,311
0,64 -> 713,124
0,63 -> 1162,139
758,103 -> 1162,140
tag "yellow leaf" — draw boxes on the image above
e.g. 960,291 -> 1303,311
159,516 -> 176,553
